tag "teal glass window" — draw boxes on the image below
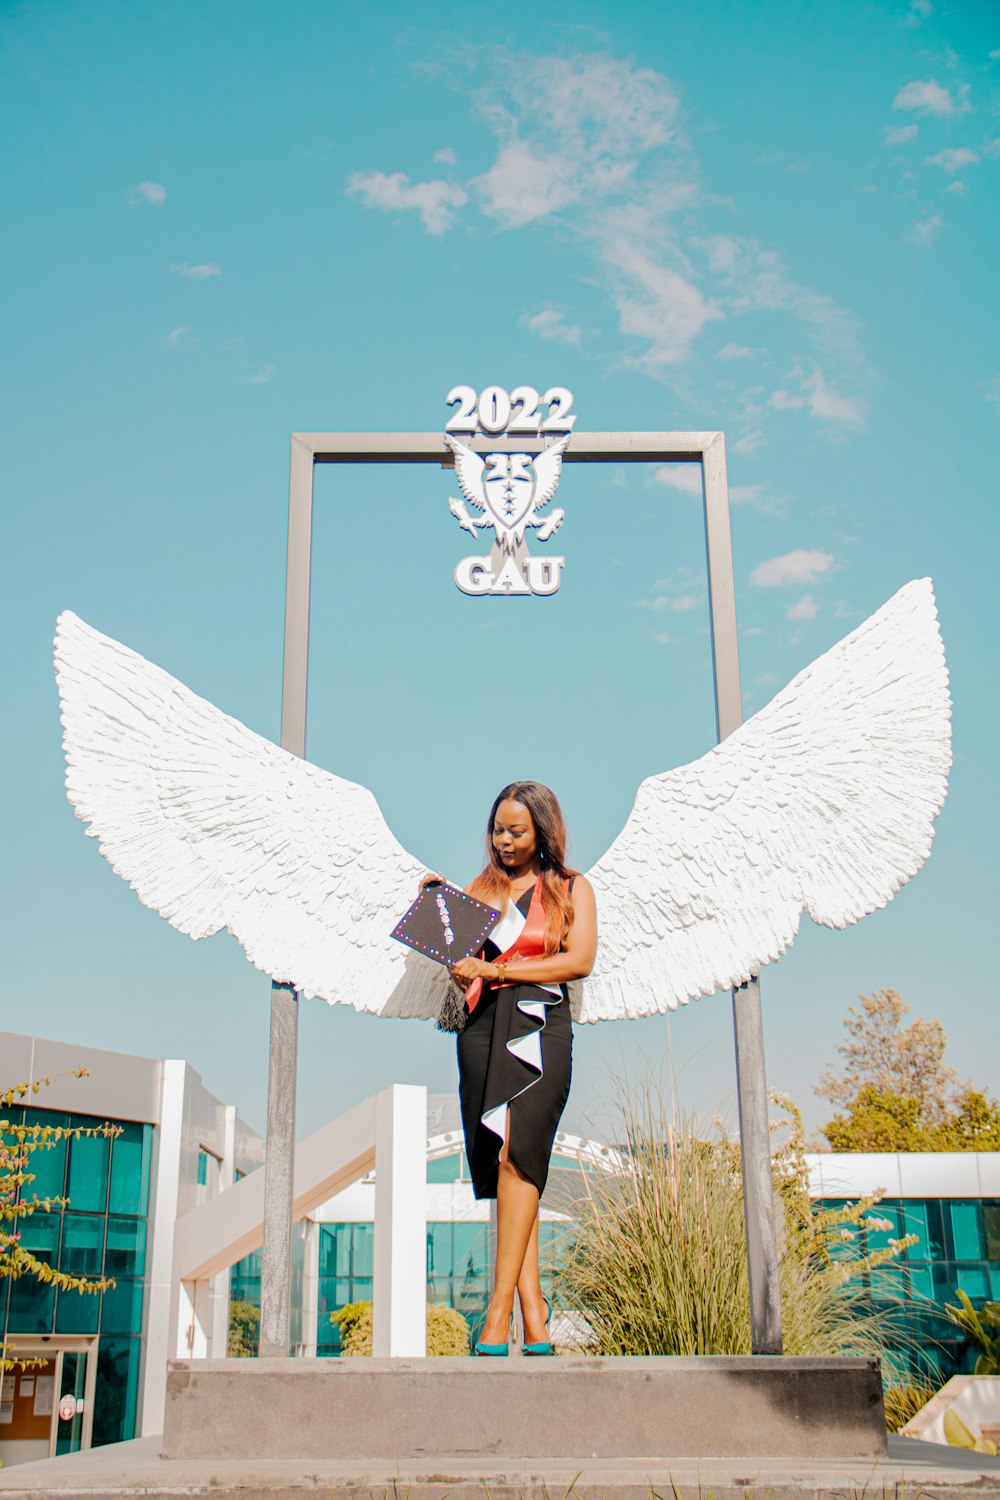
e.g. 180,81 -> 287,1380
7,1274 -> 55,1332
984,1203 -> 1000,1261
952,1265 -> 990,1300
452,1223 -> 487,1282
91,1337 -> 141,1448
60,1213 -> 104,1275
55,1285 -> 100,1334
900,1201 -> 929,1258
22,1109 -> 68,1201
105,1217 -> 146,1277
14,1206 -> 60,1261
907,1264 -> 935,1302
318,1226 -> 348,1279
197,1150 -> 207,1187
108,1123 -> 151,1216
427,1156 -> 462,1183
951,1202 -> 985,1261
352,1224 -> 374,1276
100,1277 -> 144,1336
66,1124 -> 109,1213
862,1205 -> 901,1254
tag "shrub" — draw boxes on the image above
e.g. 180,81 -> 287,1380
330,1301 -> 469,1356
227,1300 -> 260,1357
551,1080 -> 917,1367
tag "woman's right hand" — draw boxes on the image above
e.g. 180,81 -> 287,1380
418,871 -> 447,895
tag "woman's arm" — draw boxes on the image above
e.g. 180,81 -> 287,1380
450,876 -> 598,986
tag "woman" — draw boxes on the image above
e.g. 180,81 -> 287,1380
421,780 -> 597,1356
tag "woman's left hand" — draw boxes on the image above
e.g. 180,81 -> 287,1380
449,956 -> 496,984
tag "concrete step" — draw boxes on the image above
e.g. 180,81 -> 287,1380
1,1434 -> 1000,1500
163,1356 -> 885,1462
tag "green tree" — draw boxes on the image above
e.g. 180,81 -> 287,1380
817,989 -> 959,1122
822,1084 -> 1000,1152
2,1074 -> 117,1371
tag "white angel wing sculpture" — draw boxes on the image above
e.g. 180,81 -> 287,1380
55,578 -> 950,1024
443,433 -> 487,510
54,611 -> 450,1020
530,433 -> 570,509
572,578 -> 951,1021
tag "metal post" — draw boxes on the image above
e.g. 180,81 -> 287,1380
259,436 -> 315,1358
701,433 -> 783,1355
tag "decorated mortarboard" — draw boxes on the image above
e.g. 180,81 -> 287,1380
391,882 -> 500,967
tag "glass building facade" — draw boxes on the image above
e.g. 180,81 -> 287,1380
821,1195 -> 1000,1382
1,1106 -> 153,1449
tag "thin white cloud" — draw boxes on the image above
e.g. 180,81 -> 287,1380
347,48 -> 869,417
925,147 -> 979,173
799,366 -> 866,429
171,262 -> 222,279
892,79 -> 969,117
346,170 -> 467,235
240,364 -> 275,386
769,389 -> 805,412
945,180 -> 969,195
883,124 -> 919,145
785,593 -> 820,621
474,142 -> 579,226
433,147 -> 457,165
652,464 -> 703,495
751,548 -> 835,588
730,484 -> 767,506
519,306 -> 582,347
909,213 -> 944,246
605,239 -> 722,371
649,631 -> 676,645
983,375 -> 1000,415
129,180 -> 166,206
156,324 -> 196,349
769,362 -> 865,430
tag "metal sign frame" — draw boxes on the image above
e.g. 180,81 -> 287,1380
258,428 -> 783,1358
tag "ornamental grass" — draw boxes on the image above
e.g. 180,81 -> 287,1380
552,1078 -> 921,1373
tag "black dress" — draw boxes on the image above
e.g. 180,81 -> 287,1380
457,885 -> 573,1199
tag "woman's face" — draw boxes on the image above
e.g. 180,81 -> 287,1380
492,798 -> 539,872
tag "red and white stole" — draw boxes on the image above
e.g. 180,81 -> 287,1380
465,875 -> 561,1014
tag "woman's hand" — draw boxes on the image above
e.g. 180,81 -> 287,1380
449,956 -> 497,985
418,871 -> 446,894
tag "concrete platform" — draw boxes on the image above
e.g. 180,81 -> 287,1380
1,1432 -> 1000,1500
162,1356 -> 886,1462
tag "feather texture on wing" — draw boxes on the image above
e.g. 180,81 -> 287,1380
54,612 -> 447,1019
55,578 -> 950,1028
443,434 -> 486,510
570,578 -> 951,1022
531,434 -> 570,510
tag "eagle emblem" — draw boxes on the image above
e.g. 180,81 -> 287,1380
445,433 -> 570,555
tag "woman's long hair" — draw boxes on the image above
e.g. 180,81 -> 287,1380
467,781 -> 577,955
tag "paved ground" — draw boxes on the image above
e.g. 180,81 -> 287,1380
0,1435 -> 999,1499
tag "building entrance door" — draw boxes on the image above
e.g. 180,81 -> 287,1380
0,1337 -> 97,1467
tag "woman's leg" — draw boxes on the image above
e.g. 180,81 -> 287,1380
478,1126 -> 540,1345
516,1213 -> 549,1343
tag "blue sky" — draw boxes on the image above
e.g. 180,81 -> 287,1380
1,0 -> 997,1141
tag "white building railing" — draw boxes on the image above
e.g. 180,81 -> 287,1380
143,1084 -> 426,1432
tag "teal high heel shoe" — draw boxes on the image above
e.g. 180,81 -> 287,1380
523,1298 -> 553,1356
475,1312 -> 513,1356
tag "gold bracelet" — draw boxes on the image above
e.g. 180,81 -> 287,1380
496,962 -> 507,984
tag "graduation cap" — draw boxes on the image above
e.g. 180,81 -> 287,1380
391,882 -> 500,967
